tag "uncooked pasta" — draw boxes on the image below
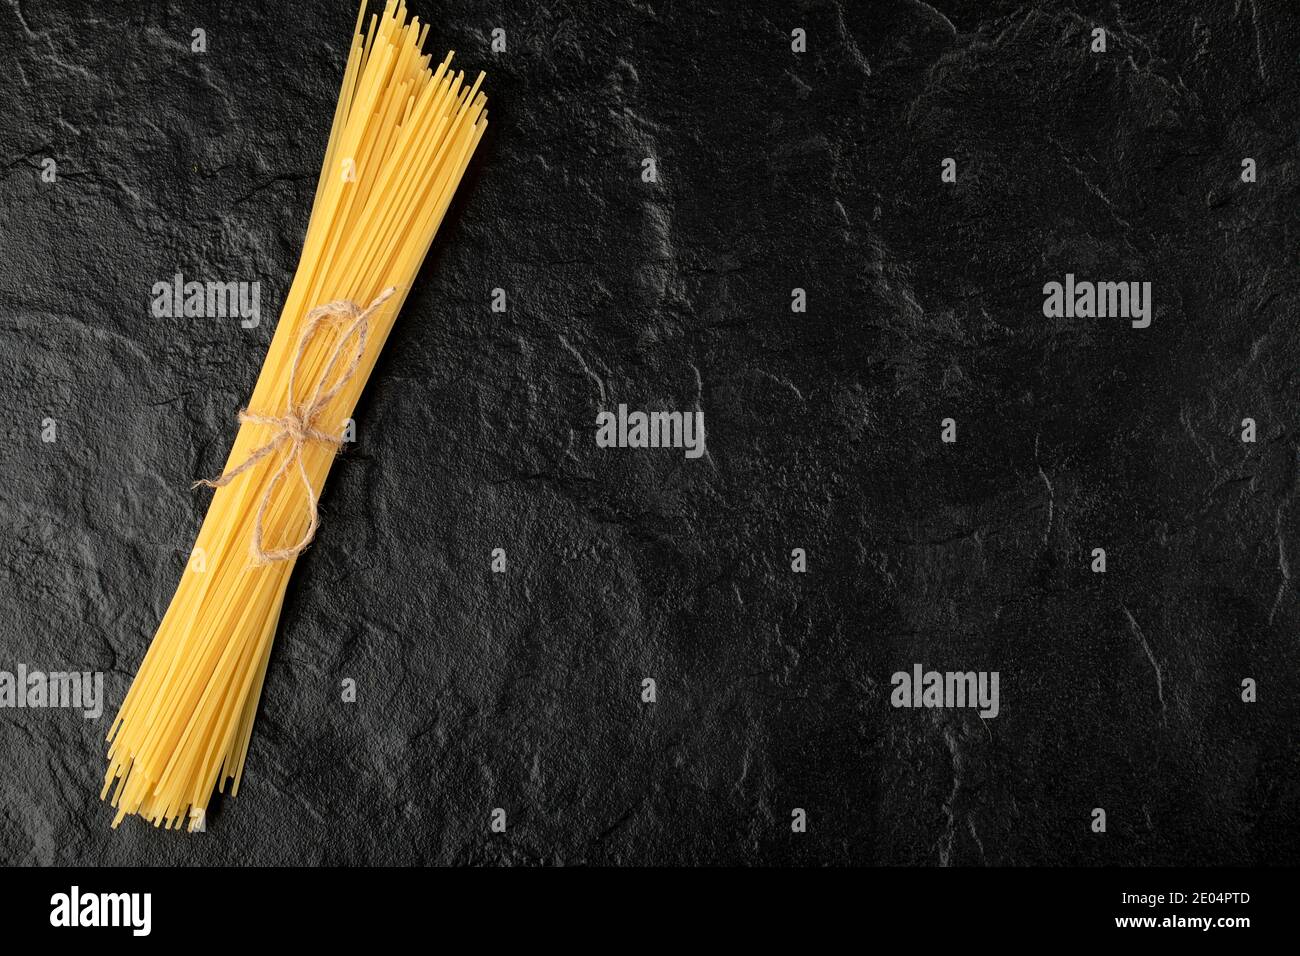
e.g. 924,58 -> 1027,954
102,0 -> 487,830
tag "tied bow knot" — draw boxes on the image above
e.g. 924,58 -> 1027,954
195,287 -> 397,564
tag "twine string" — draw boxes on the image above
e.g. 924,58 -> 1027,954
194,286 -> 397,564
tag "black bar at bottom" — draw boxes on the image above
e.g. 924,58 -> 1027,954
1,865 -> 1283,941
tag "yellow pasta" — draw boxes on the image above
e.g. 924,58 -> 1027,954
102,0 -> 487,830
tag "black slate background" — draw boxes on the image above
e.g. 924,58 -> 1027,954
1,0 -> 1298,866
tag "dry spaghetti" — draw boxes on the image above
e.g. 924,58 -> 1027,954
102,0 -> 487,830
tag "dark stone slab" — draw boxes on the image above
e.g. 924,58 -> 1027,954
0,0 -> 1296,865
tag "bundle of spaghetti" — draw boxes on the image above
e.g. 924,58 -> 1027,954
102,0 -> 486,830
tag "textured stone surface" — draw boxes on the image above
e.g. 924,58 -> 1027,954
1,0 -> 1298,865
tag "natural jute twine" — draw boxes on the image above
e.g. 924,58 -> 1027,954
195,287 -> 397,564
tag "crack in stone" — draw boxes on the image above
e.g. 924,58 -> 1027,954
1123,606 -> 1166,722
